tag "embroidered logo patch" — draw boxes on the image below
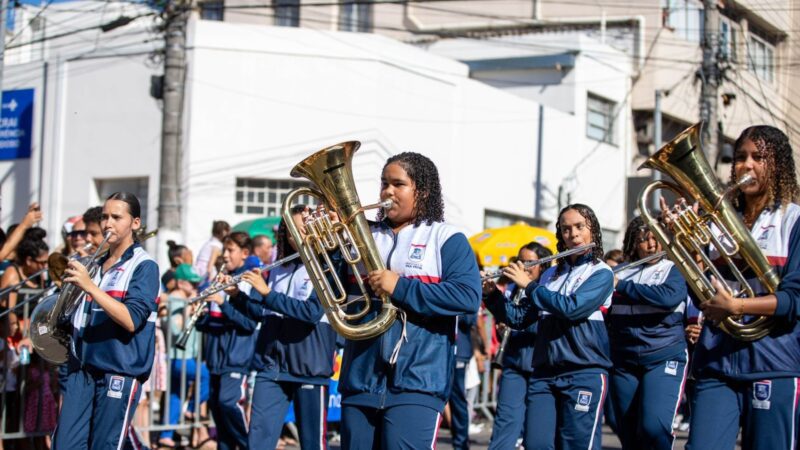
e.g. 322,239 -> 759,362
753,380 -> 772,410
652,270 -> 663,282
107,268 -> 124,286
757,225 -> 774,250
575,391 -> 592,412
409,244 -> 426,261
107,376 -> 125,399
665,360 -> 679,376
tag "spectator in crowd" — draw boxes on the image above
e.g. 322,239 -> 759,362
61,216 -> 88,258
252,234 -> 274,266
194,220 -> 230,281
160,264 -> 211,449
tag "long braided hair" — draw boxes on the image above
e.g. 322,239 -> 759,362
621,215 -> 652,262
731,125 -> 800,209
376,152 -> 445,226
555,203 -> 604,275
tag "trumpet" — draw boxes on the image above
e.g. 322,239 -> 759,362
174,253 -> 301,350
481,243 -> 597,281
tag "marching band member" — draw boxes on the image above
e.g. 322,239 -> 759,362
609,216 -> 688,450
195,231 -> 261,450
339,152 -> 482,449
676,126 -> 800,450
52,192 -> 159,449
237,204 -> 337,450
499,204 -> 613,450
483,242 -> 552,450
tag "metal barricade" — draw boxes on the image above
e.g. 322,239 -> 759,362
1,288 -> 50,442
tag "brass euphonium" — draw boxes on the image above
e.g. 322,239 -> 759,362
638,122 -> 778,341
282,142 -> 397,340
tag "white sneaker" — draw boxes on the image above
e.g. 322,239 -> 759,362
468,423 -> 484,435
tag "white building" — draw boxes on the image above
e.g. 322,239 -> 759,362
1,2 -> 634,266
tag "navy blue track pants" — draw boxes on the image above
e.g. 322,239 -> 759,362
248,374 -> 328,450
488,367 -> 531,450
340,404 -> 442,450
52,369 -> 142,450
610,356 -> 688,450
208,372 -> 249,450
686,376 -> 800,450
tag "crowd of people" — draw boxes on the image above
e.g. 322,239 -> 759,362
0,123 -> 798,450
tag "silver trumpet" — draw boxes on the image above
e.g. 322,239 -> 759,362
481,243 -> 597,281
174,253 -> 300,350
612,251 -> 667,273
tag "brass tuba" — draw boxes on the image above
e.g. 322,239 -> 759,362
638,122 -> 778,341
282,141 -> 397,340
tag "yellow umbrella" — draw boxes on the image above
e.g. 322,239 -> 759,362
469,222 -> 557,267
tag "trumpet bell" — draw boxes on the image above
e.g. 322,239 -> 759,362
29,293 -> 71,364
638,122 -> 777,341
283,141 -> 397,340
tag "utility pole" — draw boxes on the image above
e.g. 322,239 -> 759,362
157,0 -> 189,264
652,89 -> 663,212
701,0 -> 720,164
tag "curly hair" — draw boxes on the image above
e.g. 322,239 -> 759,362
731,125 -> 800,209
555,203 -> 604,275
376,152 -> 445,226
621,215 -> 650,261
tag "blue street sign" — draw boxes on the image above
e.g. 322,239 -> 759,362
0,89 -> 35,160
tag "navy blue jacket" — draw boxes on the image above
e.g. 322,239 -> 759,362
196,266 -> 261,375
339,222 -> 482,412
609,261 -> 688,366
456,313 -> 477,362
498,255 -> 613,376
78,243 -> 159,380
483,284 -> 536,373
243,262 -> 338,385
694,205 -> 800,381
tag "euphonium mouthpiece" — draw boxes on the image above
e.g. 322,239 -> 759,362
380,199 -> 393,209
736,174 -> 755,189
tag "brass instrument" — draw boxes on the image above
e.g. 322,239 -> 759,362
174,265 -> 228,351
282,141 -> 397,340
173,253 -> 302,350
29,228 -> 159,364
638,122 -> 777,341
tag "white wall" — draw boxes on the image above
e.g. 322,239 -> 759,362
182,20 -> 543,253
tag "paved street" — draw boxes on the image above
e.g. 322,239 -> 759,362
285,423 -> 694,449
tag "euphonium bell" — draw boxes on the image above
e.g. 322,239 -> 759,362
638,122 -> 778,341
282,141 -> 397,340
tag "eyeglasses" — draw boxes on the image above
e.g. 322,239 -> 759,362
68,230 -> 87,238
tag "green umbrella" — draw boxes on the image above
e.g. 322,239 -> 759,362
232,216 -> 281,242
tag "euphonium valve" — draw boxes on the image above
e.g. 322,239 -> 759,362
638,122 -> 778,341
282,141 -> 397,340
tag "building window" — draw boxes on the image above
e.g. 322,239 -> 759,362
719,18 -> 738,62
747,34 -> 774,83
275,0 -> 300,27
199,0 -> 224,21
339,0 -> 372,32
662,0 -> 703,43
235,178 -> 315,216
586,93 -> 616,145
